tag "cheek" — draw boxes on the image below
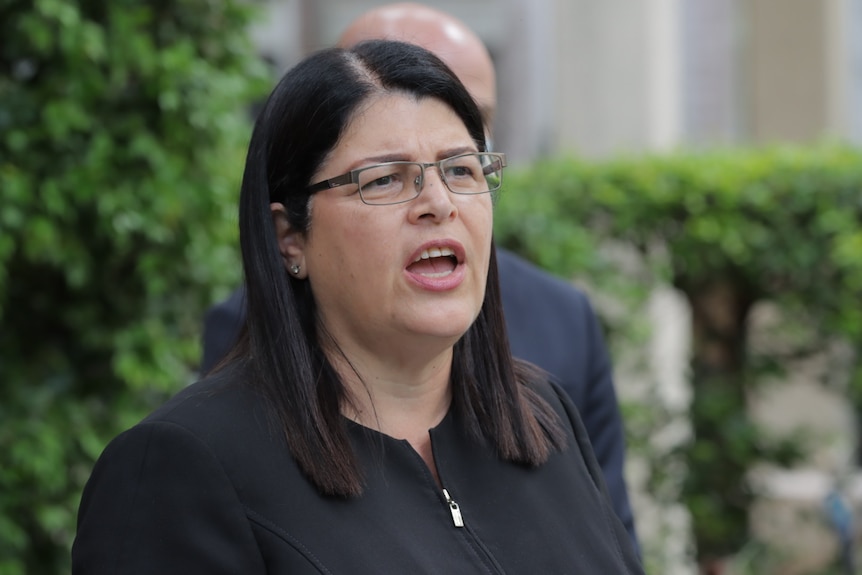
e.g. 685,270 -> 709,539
309,204 -> 392,277
480,203 -> 496,270
468,197 -> 495,243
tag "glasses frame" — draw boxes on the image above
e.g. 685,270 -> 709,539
305,152 -> 507,206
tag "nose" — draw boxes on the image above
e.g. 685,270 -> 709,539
420,164 -> 446,191
410,165 -> 457,222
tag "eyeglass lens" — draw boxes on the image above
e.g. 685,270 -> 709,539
357,153 -> 503,205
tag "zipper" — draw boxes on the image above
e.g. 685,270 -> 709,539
442,488 -> 464,527
430,437 -> 505,573
441,487 -> 507,573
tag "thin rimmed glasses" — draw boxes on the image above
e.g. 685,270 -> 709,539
305,152 -> 507,206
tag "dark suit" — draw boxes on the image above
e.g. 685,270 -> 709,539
201,247 -> 638,548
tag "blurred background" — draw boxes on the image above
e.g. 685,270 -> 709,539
254,0 -> 862,162
2,1 -> 862,574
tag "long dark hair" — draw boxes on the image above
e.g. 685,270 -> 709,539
237,40 -> 564,496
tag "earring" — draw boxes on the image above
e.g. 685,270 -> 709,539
290,264 -> 300,275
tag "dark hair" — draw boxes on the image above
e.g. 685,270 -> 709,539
237,40 -> 564,496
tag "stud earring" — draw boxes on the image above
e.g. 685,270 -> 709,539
290,264 -> 300,275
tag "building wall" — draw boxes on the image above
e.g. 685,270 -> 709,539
254,0 -> 862,158
681,0 -> 742,146
552,0 -> 653,158
851,0 -> 862,144
746,0 -> 831,143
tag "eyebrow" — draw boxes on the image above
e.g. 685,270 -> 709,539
347,147 -> 479,172
347,154 -> 406,170
436,146 -> 476,160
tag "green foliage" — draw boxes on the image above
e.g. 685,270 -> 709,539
0,1 -> 268,572
499,145 -> 862,320
495,144 -> 862,562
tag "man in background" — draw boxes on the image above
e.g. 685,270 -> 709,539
202,2 -> 638,549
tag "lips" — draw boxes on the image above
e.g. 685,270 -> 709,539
408,247 -> 458,277
405,241 -> 466,290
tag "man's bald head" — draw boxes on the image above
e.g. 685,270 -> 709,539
338,3 -> 496,125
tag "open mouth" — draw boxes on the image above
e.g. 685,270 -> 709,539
407,247 -> 458,277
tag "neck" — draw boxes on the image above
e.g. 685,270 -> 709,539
327,339 -> 454,485
333,345 -> 453,437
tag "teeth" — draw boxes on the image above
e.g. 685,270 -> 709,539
415,247 -> 455,262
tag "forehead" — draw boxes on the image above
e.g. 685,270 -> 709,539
338,93 -> 473,154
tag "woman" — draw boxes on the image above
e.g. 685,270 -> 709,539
72,40 -> 643,574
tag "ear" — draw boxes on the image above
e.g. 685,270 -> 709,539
270,202 -> 307,279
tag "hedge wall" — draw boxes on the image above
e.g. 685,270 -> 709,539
0,1 -> 267,573
495,143 -> 862,565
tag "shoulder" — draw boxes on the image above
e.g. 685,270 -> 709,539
201,287 -> 247,373
74,368 -> 272,572
86,364 -> 278,481
141,367 -> 271,449
524,373 -> 610,480
523,372 -> 580,424
83,367 -> 286,510
95,375 -> 266,482
496,248 -> 606,388
205,286 -> 246,322
496,248 -> 593,316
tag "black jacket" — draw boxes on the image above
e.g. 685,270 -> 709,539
73,368 -> 643,574
201,249 -> 637,549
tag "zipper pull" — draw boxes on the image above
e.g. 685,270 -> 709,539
442,488 -> 464,527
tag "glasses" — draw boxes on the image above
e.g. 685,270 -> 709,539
306,152 -> 507,206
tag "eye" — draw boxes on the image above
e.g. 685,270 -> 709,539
366,174 -> 399,189
443,155 -> 483,183
446,164 -> 475,179
359,167 -> 404,192
358,164 -> 411,203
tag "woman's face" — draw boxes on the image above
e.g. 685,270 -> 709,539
278,94 -> 493,362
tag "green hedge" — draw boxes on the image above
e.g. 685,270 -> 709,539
0,1 -> 267,573
495,143 -> 862,564
497,145 -> 862,331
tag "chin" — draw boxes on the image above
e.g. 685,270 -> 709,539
408,312 -> 477,342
